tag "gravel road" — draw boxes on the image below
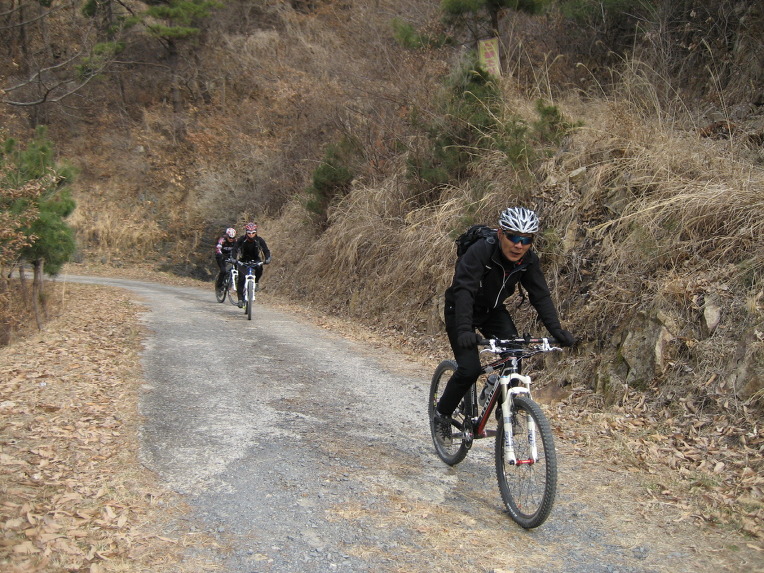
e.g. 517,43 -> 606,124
61,275 -> 763,573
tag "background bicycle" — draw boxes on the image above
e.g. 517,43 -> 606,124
214,258 -> 239,305
428,336 -> 562,529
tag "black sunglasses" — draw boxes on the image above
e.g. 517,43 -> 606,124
503,231 -> 534,245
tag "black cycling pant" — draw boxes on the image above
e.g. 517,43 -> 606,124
436,306 -> 517,416
215,256 -> 229,288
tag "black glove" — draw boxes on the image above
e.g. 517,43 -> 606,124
264,257 -> 271,264
456,331 -> 481,349
549,328 -> 575,347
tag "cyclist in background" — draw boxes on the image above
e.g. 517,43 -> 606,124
433,207 -> 575,444
214,227 -> 237,291
232,222 -> 272,307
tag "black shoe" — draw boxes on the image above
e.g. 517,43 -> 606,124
433,410 -> 453,446
237,300 -> 244,308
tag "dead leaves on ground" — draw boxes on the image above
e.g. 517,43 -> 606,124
0,284 -> 182,572
557,385 -> 764,545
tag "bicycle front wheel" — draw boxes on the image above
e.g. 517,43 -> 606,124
495,394 -> 557,529
227,277 -> 238,306
428,360 -> 471,466
246,281 -> 254,320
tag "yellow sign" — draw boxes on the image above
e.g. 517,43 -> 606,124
478,38 -> 501,77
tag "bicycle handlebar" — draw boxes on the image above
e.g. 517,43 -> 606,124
233,260 -> 264,267
478,336 -> 562,353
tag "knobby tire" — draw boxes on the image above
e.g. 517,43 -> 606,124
428,360 -> 471,466
495,394 -> 557,529
215,278 -> 226,303
247,280 -> 254,320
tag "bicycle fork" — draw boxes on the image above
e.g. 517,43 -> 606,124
499,373 -> 537,465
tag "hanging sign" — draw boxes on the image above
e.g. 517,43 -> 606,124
478,38 -> 501,77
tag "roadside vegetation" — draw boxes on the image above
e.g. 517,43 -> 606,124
1,128 -> 77,343
1,0 -> 762,564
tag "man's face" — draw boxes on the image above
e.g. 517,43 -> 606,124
246,229 -> 257,240
499,229 -> 533,262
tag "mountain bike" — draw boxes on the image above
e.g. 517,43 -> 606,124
428,336 -> 562,529
239,260 -> 263,321
215,258 -> 239,304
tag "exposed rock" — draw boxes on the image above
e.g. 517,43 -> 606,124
620,311 -> 677,389
732,337 -> 764,400
568,166 -> 587,183
702,297 -> 722,336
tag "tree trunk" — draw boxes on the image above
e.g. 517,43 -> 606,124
19,261 -> 29,302
32,258 -> 44,329
0,271 -> 10,346
169,39 -> 182,114
168,39 -> 187,140
17,0 -> 29,67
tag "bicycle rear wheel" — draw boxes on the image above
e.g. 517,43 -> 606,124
495,394 -> 557,528
246,280 -> 254,320
428,360 -> 472,466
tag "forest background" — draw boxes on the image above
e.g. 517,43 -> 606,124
1,0 -> 763,545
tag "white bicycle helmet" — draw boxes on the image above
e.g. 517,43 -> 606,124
225,227 -> 236,238
498,207 -> 539,234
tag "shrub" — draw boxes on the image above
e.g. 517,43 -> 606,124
391,18 -> 449,49
305,136 -> 363,226
408,58 -> 502,192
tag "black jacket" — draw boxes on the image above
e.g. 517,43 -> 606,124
233,235 -> 271,262
214,236 -> 236,260
444,236 -> 562,335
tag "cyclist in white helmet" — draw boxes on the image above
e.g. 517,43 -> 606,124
214,227 -> 237,291
433,207 -> 574,441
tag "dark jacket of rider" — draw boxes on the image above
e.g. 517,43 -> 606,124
233,235 -> 271,263
444,236 -> 562,336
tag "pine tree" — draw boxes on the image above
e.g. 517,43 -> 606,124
1,127 -> 77,328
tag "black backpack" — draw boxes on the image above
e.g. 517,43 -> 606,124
454,224 -> 527,307
454,224 -> 497,258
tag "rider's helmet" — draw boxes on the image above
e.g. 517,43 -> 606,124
245,222 -> 257,235
225,227 -> 236,238
498,207 -> 539,234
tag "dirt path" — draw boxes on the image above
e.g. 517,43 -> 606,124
1,270 -> 762,572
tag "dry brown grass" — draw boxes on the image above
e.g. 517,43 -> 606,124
69,201 -> 165,262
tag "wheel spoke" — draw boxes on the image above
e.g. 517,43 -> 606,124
428,361 -> 471,466
495,395 -> 557,529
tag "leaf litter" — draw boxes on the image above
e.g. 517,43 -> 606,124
0,283 -> 218,572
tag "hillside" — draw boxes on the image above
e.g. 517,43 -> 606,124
2,0 -> 763,543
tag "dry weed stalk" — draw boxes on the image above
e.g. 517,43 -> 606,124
69,203 -> 165,261
583,116 -> 764,282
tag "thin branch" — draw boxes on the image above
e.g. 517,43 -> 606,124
0,3 -> 65,32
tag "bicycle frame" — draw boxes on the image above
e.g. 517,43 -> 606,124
471,340 -> 553,464
229,264 -> 239,289
225,263 -> 240,306
244,270 -> 254,300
